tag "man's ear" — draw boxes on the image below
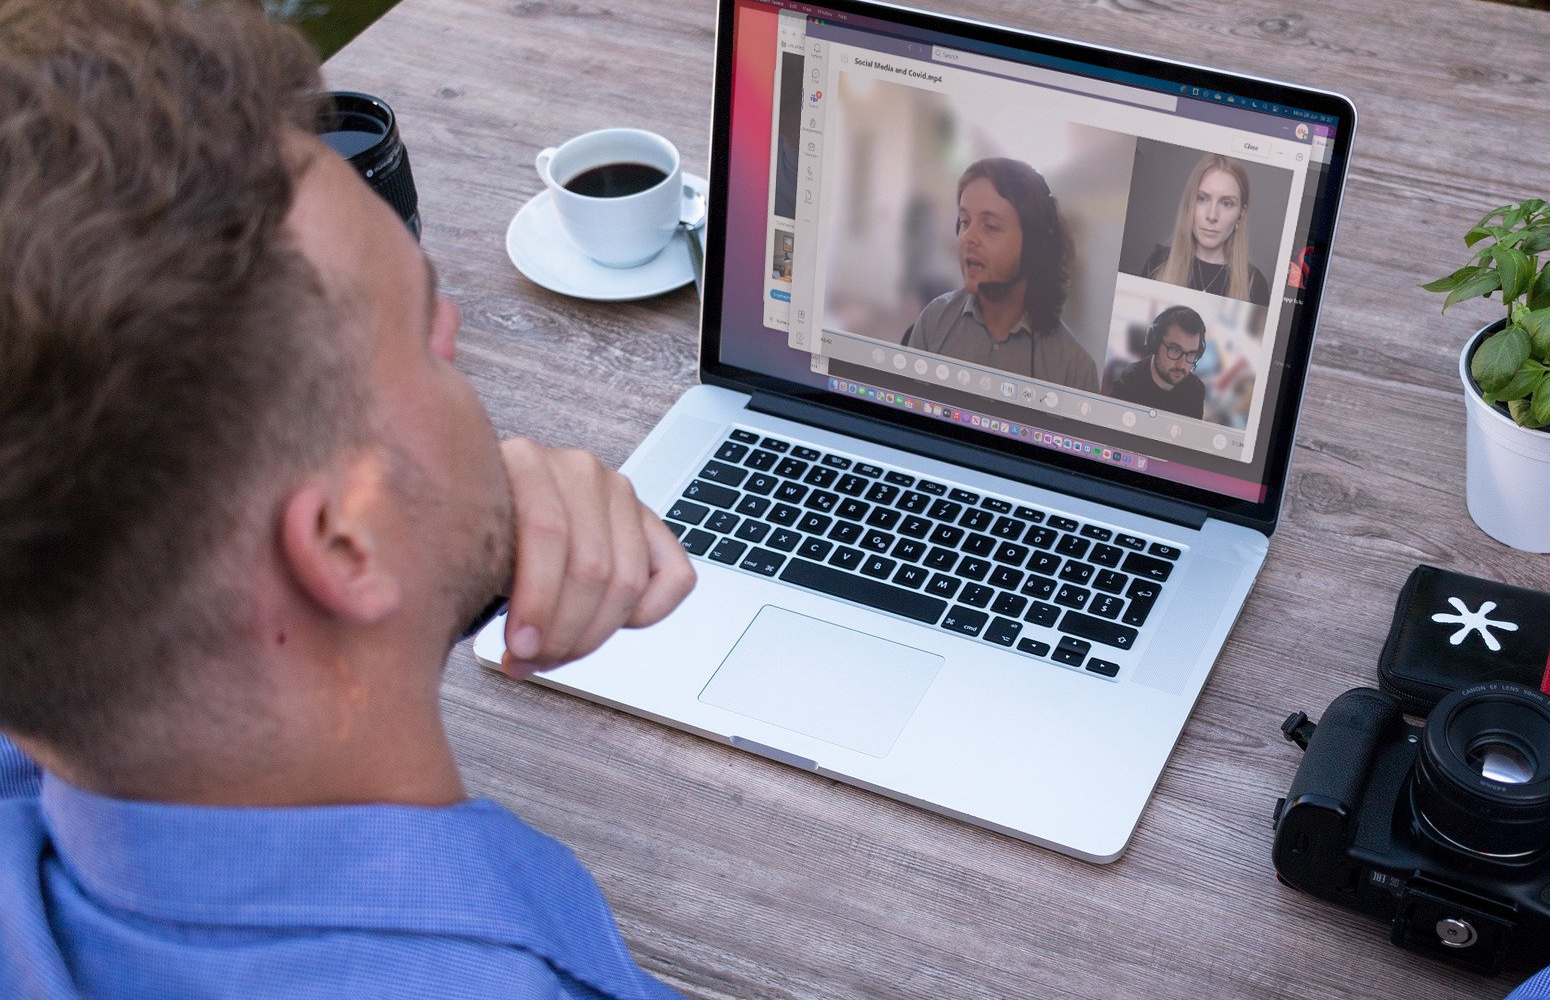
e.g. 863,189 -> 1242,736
280,451 -> 402,624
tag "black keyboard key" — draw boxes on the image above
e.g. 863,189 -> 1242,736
866,507 -> 901,530
1024,601 -> 1060,627
668,499 -> 710,525
744,450 -> 778,472
924,547 -> 958,571
1080,525 -> 1113,541
768,528 -> 801,552
798,537 -> 833,561
989,566 -> 1024,591
885,471 -> 915,487
958,557 -> 991,582
1094,569 -> 1127,594
917,480 -> 947,495
1021,575 -> 1057,601
993,541 -> 1030,566
949,488 -> 980,504
769,503 -> 801,527
1055,584 -> 1090,610
1053,635 -> 1090,667
828,521 -> 863,544
962,533 -> 996,557
927,499 -> 963,521
864,482 -> 899,505
991,516 -> 1023,540
1015,506 -> 1045,522
822,454 -> 852,469
804,490 -> 838,513
760,437 -> 789,452
775,457 -> 808,480
665,521 -> 686,538
929,524 -> 965,547
925,573 -> 961,599
899,515 -> 932,539
1149,542 -> 1183,561
835,474 -> 868,497
960,583 -> 994,608
1059,610 -> 1139,650
1017,637 -> 1052,657
1058,561 -> 1094,586
715,441 -> 749,463
709,538 -> 747,565
734,520 -> 770,544
1087,658 -> 1120,678
707,510 -> 739,534
898,491 -> 930,514
780,558 -> 947,625
797,512 -> 831,535
1116,533 -> 1146,550
1025,526 -> 1057,549
891,539 -> 927,562
1055,534 -> 1090,558
792,446 -> 821,461
739,547 -> 786,576
941,606 -> 988,637
735,495 -> 771,518
1127,579 -> 1161,602
959,508 -> 994,531
893,564 -> 929,589
1123,552 -> 1174,583
730,429 -> 759,444
774,482 -> 808,504
1089,594 -> 1124,619
1122,597 -> 1156,629
1047,516 -> 1079,533
681,528 -> 715,556
860,555 -> 897,579
1027,551 -> 1061,576
981,497 -> 1012,514
836,498 -> 870,521
683,479 -> 737,509
803,465 -> 838,489
991,592 -> 1027,617
828,546 -> 863,571
984,616 -> 1022,647
861,530 -> 894,553
854,463 -> 884,478
1090,543 -> 1123,568
744,472 -> 778,495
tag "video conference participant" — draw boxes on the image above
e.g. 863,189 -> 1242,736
1142,153 -> 1271,307
904,158 -> 1099,393
1108,306 -> 1209,419
0,2 -> 695,997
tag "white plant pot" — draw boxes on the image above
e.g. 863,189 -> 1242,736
1462,320 -> 1550,552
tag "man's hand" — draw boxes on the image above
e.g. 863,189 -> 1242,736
498,438 -> 695,676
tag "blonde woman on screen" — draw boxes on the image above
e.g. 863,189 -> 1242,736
1142,153 -> 1270,306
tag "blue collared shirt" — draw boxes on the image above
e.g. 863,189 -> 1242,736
0,736 -> 684,999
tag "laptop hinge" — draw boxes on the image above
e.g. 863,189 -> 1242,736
748,391 -> 1209,531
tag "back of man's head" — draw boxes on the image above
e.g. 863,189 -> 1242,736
0,0 -> 366,775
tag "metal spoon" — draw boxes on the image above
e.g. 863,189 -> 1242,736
679,185 -> 707,299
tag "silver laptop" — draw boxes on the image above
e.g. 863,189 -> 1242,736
477,0 -> 1355,862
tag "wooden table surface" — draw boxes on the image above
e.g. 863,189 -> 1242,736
326,1 -> 1550,996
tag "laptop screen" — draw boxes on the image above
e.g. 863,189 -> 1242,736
703,0 -> 1354,523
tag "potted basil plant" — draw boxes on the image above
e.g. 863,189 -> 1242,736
1423,198 -> 1550,552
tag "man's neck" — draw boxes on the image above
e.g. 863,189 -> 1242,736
975,282 -> 1027,342
1148,355 -> 1179,392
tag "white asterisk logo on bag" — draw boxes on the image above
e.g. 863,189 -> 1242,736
1431,597 -> 1519,652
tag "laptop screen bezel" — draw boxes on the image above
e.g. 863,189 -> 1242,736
697,0 -> 1357,534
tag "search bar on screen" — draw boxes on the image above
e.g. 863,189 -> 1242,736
931,46 -> 1178,112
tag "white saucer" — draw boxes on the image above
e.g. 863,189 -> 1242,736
505,173 -> 706,301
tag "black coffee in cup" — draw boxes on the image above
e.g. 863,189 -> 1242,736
563,162 -> 668,198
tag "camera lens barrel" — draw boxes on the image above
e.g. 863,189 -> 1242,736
318,91 -> 421,239
1413,682 -> 1550,860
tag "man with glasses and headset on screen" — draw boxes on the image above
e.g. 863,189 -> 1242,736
1108,305 -> 1209,420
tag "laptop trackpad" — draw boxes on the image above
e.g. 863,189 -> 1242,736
699,606 -> 942,758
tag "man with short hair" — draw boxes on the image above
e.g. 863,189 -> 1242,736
1107,305 -> 1209,420
0,1 -> 695,996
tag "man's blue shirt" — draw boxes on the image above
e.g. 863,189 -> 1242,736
0,736 -> 684,999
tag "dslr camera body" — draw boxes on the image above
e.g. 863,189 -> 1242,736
1273,682 -> 1550,975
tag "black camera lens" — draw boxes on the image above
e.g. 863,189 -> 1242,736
1412,682 -> 1550,860
318,91 -> 420,240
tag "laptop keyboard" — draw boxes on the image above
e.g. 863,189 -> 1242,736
661,428 -> 1184,681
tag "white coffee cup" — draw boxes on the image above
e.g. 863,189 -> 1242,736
535,128 -> 682,268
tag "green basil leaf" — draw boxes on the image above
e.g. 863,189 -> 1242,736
1420,264 -> 1480,293
1479,205 -> 1512,228
1509,397 -> 1535,426
1443,269 -> 1502,311
1473,325 -> 1531,393
1464,226 -> 1494,248
1497,365 -> 1541,401
1522,198 -> 1547,217
1530,265 -> 1550,311
1504,207 -> 1528,232
1522,306 -> 1550,358
1531,376 -> 1550,427
1496,248 -> 1532,302
1520,228 -> 1550,255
